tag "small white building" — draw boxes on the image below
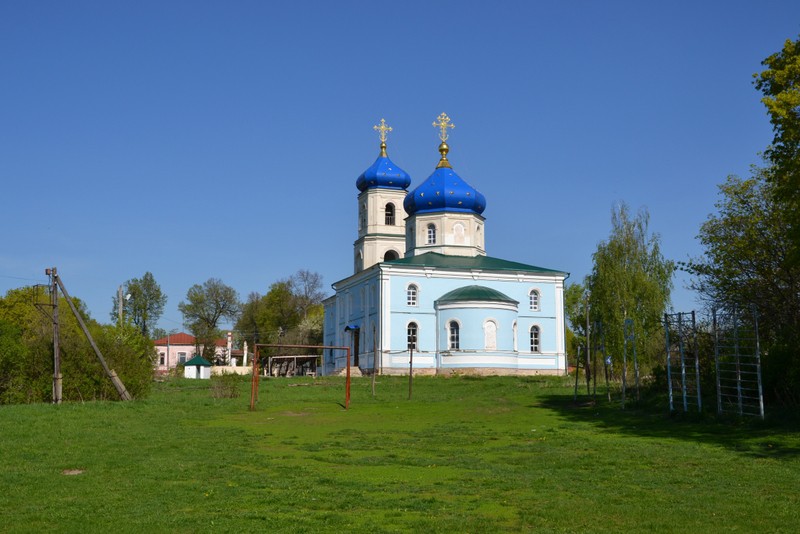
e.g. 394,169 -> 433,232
184,355 -> 212,379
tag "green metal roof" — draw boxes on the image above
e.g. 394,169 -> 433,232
385,252 -> 567,275
184,355 -> 212,367
437,285 -> 518,304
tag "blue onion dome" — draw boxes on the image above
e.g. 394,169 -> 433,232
403,141 -> 487,216
356,141 -> 412,192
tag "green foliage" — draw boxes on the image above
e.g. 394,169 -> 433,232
235,270 -> 325,348
564,282 -> 587,344
209,372 -> 241,399
0,286 -> 155,404
682,171 -> 800,402
587,203 -> 674,372
754,36 -> 800,234
0,319 -> 48,404
178,278 -> 240,361
110,272 -> 167,338
682,171 -> 799,336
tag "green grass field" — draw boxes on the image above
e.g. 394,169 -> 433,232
0,375 -> 798,532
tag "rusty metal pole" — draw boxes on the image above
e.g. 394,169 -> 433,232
249,344 -> 258,411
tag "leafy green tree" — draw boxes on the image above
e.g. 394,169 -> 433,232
178,278 -> 240,360
564,282 -> 588,351
682,169 -> 800,400
0,286 -> 155,404
754,36 -> 800,261
587,203 -> 674,373
235,270 -> 326,349
110,272 -> 167,338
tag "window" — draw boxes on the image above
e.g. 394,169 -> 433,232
483,320 -> 497,350
449,321 -> 460,350
359,202 -> 367,231
407,322 -> 418,350
384,250 -> 399,261
427,223 -> 436,244
159,353 -> 165,365
385,203 -> 395,225
178,352 -> 187,364
513,321 -> 518,351
530,326 -> 541,353
407,284 -> 418,306
529,289 -> 541,311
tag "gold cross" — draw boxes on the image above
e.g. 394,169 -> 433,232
432,113 -> 455,142
373,119 -> 392,143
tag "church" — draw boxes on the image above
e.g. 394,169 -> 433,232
322,114 -> 568,376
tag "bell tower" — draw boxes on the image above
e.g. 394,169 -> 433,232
353,119 -> 411,273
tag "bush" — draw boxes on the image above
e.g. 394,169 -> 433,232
210,372 -> 240,399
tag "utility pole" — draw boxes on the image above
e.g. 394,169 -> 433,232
118,285 -> 123,324
54,269 -> 132,401
46,267 -> 62,404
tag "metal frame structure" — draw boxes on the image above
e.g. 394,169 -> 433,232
713,306 -> 764,419
664,311 -> 701,413
249,343 -> 351,411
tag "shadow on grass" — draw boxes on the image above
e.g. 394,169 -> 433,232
536,392 -> 800,460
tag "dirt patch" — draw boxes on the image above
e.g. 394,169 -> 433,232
61,469 -> 84,476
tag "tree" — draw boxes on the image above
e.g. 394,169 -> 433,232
682,169 -> 800,400
754,36 -> 800,261
178,278 -> 240,361
586,203 -> 674,372
235,270 -> 326,349
110,272 -> 167,338
0,286 -> 155,404
564,281 -> 588,357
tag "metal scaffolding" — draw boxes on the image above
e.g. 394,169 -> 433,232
713,306 -> 764,419
664,311 -> 701,413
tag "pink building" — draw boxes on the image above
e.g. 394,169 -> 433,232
153,332 -> 232,374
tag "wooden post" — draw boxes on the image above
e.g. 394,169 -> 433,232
47,268 -> 62,404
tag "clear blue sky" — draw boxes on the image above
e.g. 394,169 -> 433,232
1,1 -> 798,333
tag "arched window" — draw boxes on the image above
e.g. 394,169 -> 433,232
407,284 -> 418,306
449,321 -> 460,350
483,320 -> 497,350
530,326 -> 541,353
407,322 -> 418,350
513,320 -> 518,351
427,224 -> 436,244
385,203 -> 395,225
529,289 -> 541,311
384,250 -> 399,261
359,202 -> 367,231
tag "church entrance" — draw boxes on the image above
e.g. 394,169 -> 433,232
352,329 -> 360,367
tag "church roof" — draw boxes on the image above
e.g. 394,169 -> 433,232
404,114 -> 486,216
384,252 -> 567,276
403,165 -> 486,216
437,285 -> 518,304
356,149 -> 411,192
